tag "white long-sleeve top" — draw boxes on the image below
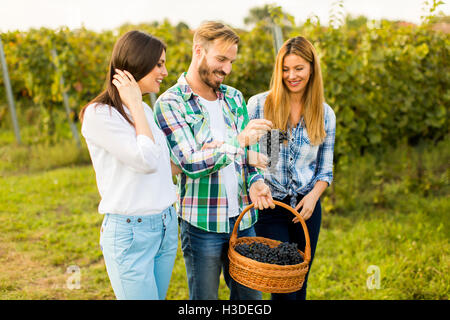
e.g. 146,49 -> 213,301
81,102 -> 177,216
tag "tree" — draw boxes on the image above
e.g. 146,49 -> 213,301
243,4 -> 294,28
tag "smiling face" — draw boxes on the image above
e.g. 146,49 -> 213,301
137,50 -> 168,94
282,53 -> 311,95
197,39 -> 237,90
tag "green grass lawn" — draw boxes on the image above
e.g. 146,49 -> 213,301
0,135 -> 448,299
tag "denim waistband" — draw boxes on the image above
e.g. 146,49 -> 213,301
104,206 -> 174,226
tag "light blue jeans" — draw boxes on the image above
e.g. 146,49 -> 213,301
99,206 -> 178,300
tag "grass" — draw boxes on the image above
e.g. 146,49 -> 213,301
309,196 -> 449,299
0,130 -> 448,299
0,164 -> 231,299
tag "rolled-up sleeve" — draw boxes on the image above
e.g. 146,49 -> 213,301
246,95 -> 259,121
81,104 -> 162,174
314,105 -> 336,186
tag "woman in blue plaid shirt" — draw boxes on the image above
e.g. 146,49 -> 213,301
247,36 -> 336,300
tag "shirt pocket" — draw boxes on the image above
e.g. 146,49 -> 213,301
294,129 -> 319,163
299,136 -> 319,164
185,112 -> 212,146
301,129 -> 312,145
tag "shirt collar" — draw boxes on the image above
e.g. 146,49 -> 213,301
177,72 -> 234,101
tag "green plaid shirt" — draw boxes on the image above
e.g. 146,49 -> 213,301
154,73 -> 262,233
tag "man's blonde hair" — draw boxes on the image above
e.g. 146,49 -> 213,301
193,21 -> 239,51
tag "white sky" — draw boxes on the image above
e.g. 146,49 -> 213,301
0,0 -> 449,32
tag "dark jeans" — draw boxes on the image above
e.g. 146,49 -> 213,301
179,216 -> 262,300
254,194 -> 322,300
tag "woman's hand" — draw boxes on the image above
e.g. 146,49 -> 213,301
247,150 -> 268,169
293,192 -> 318,222
112,69 -> 155,141
292,181 -> 328,222
112,69 -> 142,111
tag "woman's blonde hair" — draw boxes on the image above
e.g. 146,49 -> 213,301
264,36 -> 325,145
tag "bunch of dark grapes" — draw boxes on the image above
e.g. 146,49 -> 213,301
262,131 -> 288,157
234,242 -> 303,265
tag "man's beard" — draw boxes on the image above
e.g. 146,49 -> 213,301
198,58 -> 226,91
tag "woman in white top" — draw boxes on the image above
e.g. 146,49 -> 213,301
79,30 -> 180,300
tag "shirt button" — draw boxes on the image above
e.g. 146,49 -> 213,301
126,218 -> 131,223
137,218 -> 142,223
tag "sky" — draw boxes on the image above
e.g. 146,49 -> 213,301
0,0 -> 449,32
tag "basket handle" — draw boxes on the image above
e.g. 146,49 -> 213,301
230,200 -> 311,263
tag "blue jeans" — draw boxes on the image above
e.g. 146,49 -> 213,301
99,206 -> 178,300
255,195 -> 322,300
180,216 -> 262,300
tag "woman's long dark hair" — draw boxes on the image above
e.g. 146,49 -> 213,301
79,30 -> 166,125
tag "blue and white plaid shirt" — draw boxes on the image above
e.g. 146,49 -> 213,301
247,91 -> 336,208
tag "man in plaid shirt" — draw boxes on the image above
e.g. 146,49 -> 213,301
154,21 -> 274,300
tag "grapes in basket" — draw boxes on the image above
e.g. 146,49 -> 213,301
234,241 -> 303,265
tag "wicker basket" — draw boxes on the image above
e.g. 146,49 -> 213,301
228,200 -> 311,293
